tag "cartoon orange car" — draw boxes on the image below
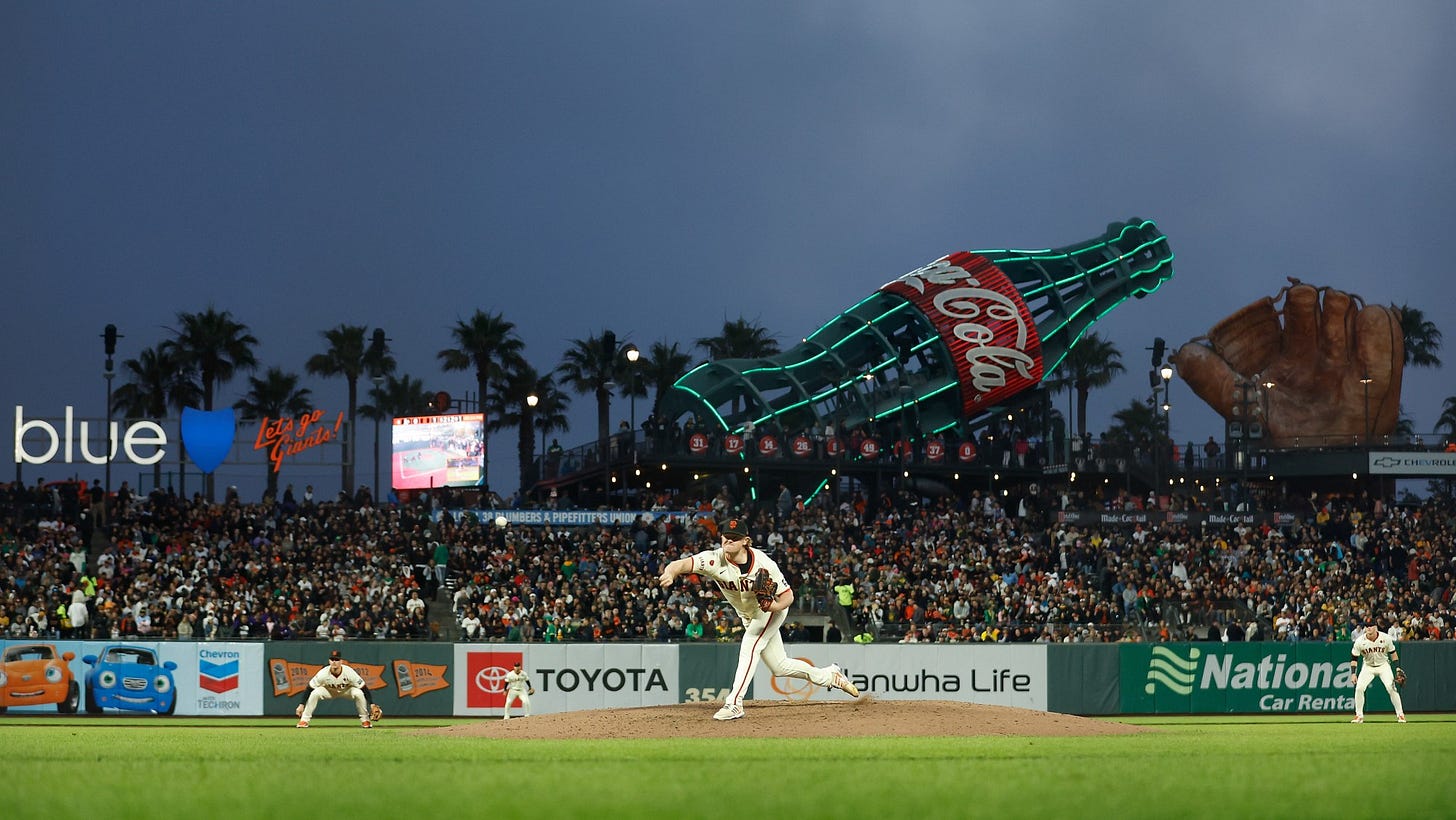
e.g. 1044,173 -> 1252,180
0,643 -> 81,713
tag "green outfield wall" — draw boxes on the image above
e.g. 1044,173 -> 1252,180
4,639 -> 1452,717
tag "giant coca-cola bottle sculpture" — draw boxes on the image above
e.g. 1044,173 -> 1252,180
660,219 -> 1174,444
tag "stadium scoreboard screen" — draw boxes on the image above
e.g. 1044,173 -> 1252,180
391,413 -> 485,489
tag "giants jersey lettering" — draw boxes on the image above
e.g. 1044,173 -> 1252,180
690,546 -> 787,616
1352,633 -> 1396,667
505,669 -> 530,692
310,664 -> 366,694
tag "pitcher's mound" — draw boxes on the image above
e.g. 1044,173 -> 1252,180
419,699 -> 1149,740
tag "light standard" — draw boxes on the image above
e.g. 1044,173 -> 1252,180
1359,373 -> 1373,446
623,344 -> 641,509
1159,363 -> 1173,495
371,371 -> 385,498
526,393 -> 542,494
102,324 -> 120,528
367,328 -> 389,502
624,344 -> 641,462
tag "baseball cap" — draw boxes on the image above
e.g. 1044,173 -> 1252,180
328,650 -> 343,661
721,518 -> 749,540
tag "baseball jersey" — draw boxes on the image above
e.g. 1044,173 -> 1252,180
1352,632 -> 1397,667
689,546 -> 788,617
505,669 -> 530,692
310,663 -> 366,695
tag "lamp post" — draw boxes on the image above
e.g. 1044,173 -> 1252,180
526,393 -> 541,495
623,344 -> 641,509
102,324 -> 120,529
371,372 -> 385,499
367,328 -> 389,503
1359,373 -> 1373,446
1160,363 -> 1173,497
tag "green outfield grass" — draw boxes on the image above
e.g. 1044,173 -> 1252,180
4,714 -> 1454,819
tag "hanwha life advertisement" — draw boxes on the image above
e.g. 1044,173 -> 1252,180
453,643 -> 678,716
753,644 -> 1047,710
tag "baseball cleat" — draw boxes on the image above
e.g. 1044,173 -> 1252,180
1350,716 -> 1363,724
296,720 -> 310,728
829,664 -> 860,698
1397,714 -> 1407,723
713,704 -> 745,721
360,720 -> 372,729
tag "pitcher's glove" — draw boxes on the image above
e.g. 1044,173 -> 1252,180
1171,279 -> 1403,447
369,703 -> 383,722
751,568 -> 776,611
1394,668 -> 1406,687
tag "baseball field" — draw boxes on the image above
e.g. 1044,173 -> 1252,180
4,711 -> 1453,819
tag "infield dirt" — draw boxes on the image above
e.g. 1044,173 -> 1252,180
418,699 -> 1151,740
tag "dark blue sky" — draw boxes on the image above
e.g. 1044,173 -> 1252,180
5,2 -> 1454,500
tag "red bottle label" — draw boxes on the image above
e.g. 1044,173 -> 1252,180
880,252 -> 1044,416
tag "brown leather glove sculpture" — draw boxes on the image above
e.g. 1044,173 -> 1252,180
1171,279 -> 1403,447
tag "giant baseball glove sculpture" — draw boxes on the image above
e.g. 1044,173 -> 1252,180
1171,280 -> 1403,447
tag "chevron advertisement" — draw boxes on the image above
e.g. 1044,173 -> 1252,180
752,644 -> 1047,709
0,640 -> 263,715
1119,643 -> 1400,714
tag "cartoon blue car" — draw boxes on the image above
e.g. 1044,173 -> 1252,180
82,645 -> 177,715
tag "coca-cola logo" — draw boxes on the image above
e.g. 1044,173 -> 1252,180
688,432 -> 708,454
958,441 -> 978,462
825,437 -> 843,456
859,438 -> 879,458
881,254 -> 1044,414
723,434 -> 743,455
758,435 -> 779,456
791,435 -> 812,457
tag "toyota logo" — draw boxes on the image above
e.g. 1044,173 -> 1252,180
474,666 -> 511,694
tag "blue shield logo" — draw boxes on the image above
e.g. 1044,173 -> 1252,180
180,407 -> 236,474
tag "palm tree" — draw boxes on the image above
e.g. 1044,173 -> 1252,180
437,311 -> 525,492
111,343 -> 202,493
305,324 -> 395,494
1437,397 -> 1456,437
167,306 -> 260,501
1395,303 -> 1443,369
232,367 -> 313,500
360,372 -> 435,499
694,317 -> 781,360
557,331 -> 624,470
1042,332 -> 1125,439
488,361 -> 558,495
1104,398 -> 1164,449
643,340 -> 693,420
531,376 -> 573,481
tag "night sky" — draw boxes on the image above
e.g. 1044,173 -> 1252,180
5,2 -> 1453,500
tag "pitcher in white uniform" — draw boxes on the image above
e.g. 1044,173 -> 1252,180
657,517 -> 860,721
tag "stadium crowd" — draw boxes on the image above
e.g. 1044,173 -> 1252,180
1,477 -> 1453,647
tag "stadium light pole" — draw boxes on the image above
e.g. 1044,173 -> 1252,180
1160,363 -> 1173,495
527,393 -> 540,497
1360,373 -> 1373,447
368,328 -> 389,503
623,343 -> 641,508
102,324 -> 120,529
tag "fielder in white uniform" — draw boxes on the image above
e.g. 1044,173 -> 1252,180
297,650 -> 372,728
1350,625 -> 1406,724
658,517 -> 860,721
502,660 -> 534,719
